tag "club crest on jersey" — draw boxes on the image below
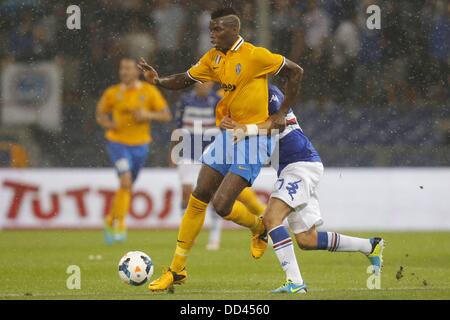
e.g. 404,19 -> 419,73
235,63 -> 241,75
139,95 -> 146,101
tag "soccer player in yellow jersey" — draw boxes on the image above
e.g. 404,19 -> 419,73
172,82 -> 267,250
96,57 -> 172,244
138,7 -> 303,291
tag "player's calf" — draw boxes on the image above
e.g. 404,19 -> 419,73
294,227 -> 377,256
262,197 -> 292,230
191,164 -> 224,203
294,228 -> 319,250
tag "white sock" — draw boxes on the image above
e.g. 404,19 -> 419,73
325,232 -> 372,254
269,225 -> 303,284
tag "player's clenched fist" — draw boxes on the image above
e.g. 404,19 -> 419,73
268,112 -> 286,132
219,115 -> 248,143
137,57 -> 159,85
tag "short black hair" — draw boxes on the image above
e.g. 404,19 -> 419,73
211,7 -> 238,19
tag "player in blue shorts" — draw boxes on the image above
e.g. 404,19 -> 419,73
97,57 -> 172,244
172,82 -> 268,250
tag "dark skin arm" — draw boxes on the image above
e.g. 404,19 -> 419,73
265,58 -> 304,131
137,58 -> 196,90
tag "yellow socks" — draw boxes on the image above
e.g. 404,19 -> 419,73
108,187 -> 131,231
237,187 -> 266,217
169,192 -> 265,272
224,200 -> 264,235
170,195 -> 208,272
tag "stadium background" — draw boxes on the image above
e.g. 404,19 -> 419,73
1,0 -> 449,230
1,0 -> 449,168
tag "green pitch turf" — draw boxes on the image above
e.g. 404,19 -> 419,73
1,230 -> 449,300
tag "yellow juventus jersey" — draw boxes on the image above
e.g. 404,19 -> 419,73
187,36 -> 285,126
97,81 -> 168,145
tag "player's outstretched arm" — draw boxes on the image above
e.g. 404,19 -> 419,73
137,58 -> 195,90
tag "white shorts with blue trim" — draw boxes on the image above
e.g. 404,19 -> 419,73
270,161 -> 324,234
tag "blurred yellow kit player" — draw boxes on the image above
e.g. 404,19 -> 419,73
96,57 -> 172,244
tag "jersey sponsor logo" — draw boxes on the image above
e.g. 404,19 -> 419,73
286,179 -> 301,200
221,83 -> 236,92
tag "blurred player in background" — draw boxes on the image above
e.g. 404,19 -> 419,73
96,57 -> 172,244
138,7 -> 303,291
223,84 -> 385,294
172,81 -> 266,250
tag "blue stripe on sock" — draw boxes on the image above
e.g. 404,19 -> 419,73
269,225 -> 290,245
317,231 -> 328,250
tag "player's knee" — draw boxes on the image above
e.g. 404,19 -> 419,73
263,213 -> 283,231
191,185 -> 212,203
211,200 -> 229,218
211,195 -> 232,218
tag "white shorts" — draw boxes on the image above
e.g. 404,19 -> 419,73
270,161 -> 324,234
177,159 -> 202,186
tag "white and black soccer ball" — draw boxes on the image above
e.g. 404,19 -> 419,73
118,251 -> 154,286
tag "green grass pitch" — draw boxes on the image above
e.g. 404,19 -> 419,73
1,230 -> 450,300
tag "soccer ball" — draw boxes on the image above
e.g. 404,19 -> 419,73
118,251 -> 154,286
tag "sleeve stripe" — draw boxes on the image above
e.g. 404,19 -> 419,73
273,56 -> 286,76
186,71 -> 204,83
